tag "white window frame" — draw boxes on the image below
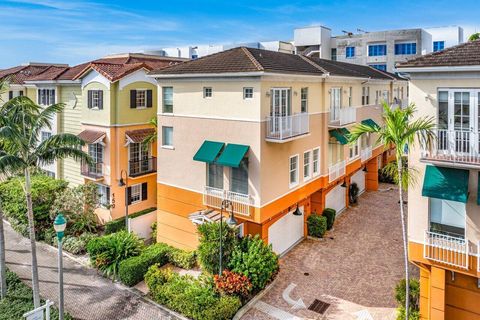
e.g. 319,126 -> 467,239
312,147 -> 320,177
37,88 -> 55,106
130,184 -> 142,204
162,126 -> 174,149
303,150 -> 311,181
135,89 -> 147,109
301,87 -> 308,113
162,86 -> 173,113
348,87 -> 353,107
289,154 -> 299,188
362,87 -> 370,105
41,131 -> 52,142
97,184 -> 110,208
243,87 -> 253,99
203,87 -> 212,98
349,140 -> 360,160
90,90 -> 102,109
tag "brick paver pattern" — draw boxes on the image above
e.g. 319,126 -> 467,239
242,184 -> 418,320
4,222 -> 177,320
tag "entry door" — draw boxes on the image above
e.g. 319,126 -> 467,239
330,88 -> 341,122
271,88 -> 291,133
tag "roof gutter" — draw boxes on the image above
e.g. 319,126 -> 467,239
148,71 -> 329,80
395,65 -> 480,73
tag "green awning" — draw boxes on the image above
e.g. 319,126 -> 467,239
422,165 -> 469,203
361,118 -> 380,129
216,144 -> 249,167
329,128 -> 350,145
193,140 -> 225,163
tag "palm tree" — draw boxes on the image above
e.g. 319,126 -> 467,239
468,32 -> 480,42
0,77 -> 9,299
141,116 -> 157,150
349,103 -> 435,319
0,96 -> 91,307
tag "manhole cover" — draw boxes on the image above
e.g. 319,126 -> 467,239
308,299 -> 330,314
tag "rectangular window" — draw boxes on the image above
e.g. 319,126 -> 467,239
207,163 -> 224,189
96,184 -> 110,207
130,184 -> 142,204
87,90 -> 103,109
8,90 -> 23,100
162,87 -> 173,113
231,159 -> 248,195
346,46 -> 355,58
162,126 -> 173,147
130,89 -> 152,109
349,141 -> 360,159
433,41 -> 445,52
88,143 -> 103,164
331,48 -> 337,61
289,155 -> 299,187
203,87 -> 212,98
41,131 -> 51,142
362,87 -> 370,105
43,170 -> 55,178
438,91 -> 448,129
136,89 -> 147,108
243,87 -> 253,99
348,87 -> 353,107
394,42 -> 417,55
312,148 -> 320,176
303,151 -> 311,181
301,87 -> 308,113
370,64 -> 387,72
429,198 -> 465,237
37,89 -> 55,105
368,44 -> 387,56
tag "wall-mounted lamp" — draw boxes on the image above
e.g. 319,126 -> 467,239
292,204 -> 302,216
340,181 -> 347,188
362,167 -> 367,172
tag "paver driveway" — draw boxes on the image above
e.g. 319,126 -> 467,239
241,183 -> 418,320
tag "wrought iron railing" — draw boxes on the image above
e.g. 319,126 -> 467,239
129,157 -> 157,177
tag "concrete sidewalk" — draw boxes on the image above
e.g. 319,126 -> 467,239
4,222 -> 176,320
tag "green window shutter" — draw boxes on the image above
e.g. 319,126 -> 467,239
141,183 -> 148,201
146,90 -> 153,108
130,90 -> 137,109
98,91 -> 103,110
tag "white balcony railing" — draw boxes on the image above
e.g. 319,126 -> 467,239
203,186 -> 253,217
329,107 -> 356,126
328,160 -> 346,183
421,129 -> 480,165
360,146 -> 373,162
424,230 -> 469,270
266,113 -> 309,141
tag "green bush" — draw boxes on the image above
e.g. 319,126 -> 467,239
197,222 -> 237,274
104,207 -> 157,235
396,307 -> 420,320
118,243 -> 171,286
307,214 -> 327,238
150,221 -> 157,243
322,208 -> 336,230
0,269 -> 73,320
86,231 -> 144,278
395,278 -> 420,320
167,247 -> 196,269
229,235 -> 279,291
54,232 -> 96,255
0,174 -> 68,239
145,265 -> 241,320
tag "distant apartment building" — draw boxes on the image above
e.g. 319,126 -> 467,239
149,47 -> 406,252
397,41 -> 480,320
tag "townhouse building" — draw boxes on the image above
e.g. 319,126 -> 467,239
397,40 -> 480,320
149,47 -> 407,253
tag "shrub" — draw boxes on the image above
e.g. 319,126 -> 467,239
214,270 -> 252,297
167,247 -> 196,269
145,265 -> 242,320
349,182 -> 360,205
322,208 -> 336,230
229,235 -> 278,291
104,207 -> 157,235
307,214 -> 327,238
197,222 -> 237,274
395,278 -> 420,320
86,231 -> 144,278
118,243 -> 170,286
54,232 -> 96,255
150,221 -> 157,243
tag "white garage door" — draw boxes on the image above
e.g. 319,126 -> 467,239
325,184 -> 346,214
268,206 -> 304,256
351,170 -> 366,194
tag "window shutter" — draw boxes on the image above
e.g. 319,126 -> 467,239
106,186 -> 111,205
146,90 -> 153,108
19,91 -> 23,96
87,90 -> 92,109
130,90 -> 137,109
127,187 -> 132,205
98,91 -> 103,110
141,183 -> 148,201
8,91 -> 13,100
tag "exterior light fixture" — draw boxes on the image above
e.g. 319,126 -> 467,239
341,181 -> 347,188
292,204 -> 302,216
53,213 -> 67,320
363,167 -> 367,172
53,213 -> 67,241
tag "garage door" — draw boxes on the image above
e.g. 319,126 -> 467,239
351,170 -> 366,194
268,206 -> 304,255
325,184 -> 346,214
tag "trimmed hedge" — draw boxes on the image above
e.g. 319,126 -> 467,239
307,214 -> 327,238
167,247 -> 196,269
105,207 -> 157,235
322,208 -> 336,230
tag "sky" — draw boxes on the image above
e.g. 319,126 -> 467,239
0,0 -> 479,68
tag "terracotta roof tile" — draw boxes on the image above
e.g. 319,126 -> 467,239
0,65 -> 53,84
125,128 -> 155,143
78,130 -> 105,144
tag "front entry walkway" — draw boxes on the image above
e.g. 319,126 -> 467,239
242,184 -> 417,320
4,222 -> 175,320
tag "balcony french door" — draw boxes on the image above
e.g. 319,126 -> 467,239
330,88 -> 342,122
270,88 -> 292,134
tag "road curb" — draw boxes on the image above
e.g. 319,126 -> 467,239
233,276 -> 280,320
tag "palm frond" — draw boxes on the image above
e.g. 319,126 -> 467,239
0,154 -> 26,175
142,117 -> 157,151
35,133 -> 91,165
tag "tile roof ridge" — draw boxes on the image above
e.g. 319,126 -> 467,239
299,55 -> 328,74
241,47 -> 264,71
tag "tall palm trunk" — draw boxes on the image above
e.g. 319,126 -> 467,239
0,199 -> 6,299
25,168 -> 40,307
397,157 -> 410,319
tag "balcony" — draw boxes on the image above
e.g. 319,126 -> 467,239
81,161 -> 103,180
203,186 -> 253,217
129,157 -> 157,177
265,113 -> 309,142
360,146 -> 373,162
329,107 -> 356,127
421,129 -> 480,167
424,230 -> 469,270
328,160 -> 346,183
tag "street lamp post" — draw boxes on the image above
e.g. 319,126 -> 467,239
218,199 -> 238,276
118,170 -> 128,230
53,213 -> 67,320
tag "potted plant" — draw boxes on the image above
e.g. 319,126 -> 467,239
349,182 -> 359,205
